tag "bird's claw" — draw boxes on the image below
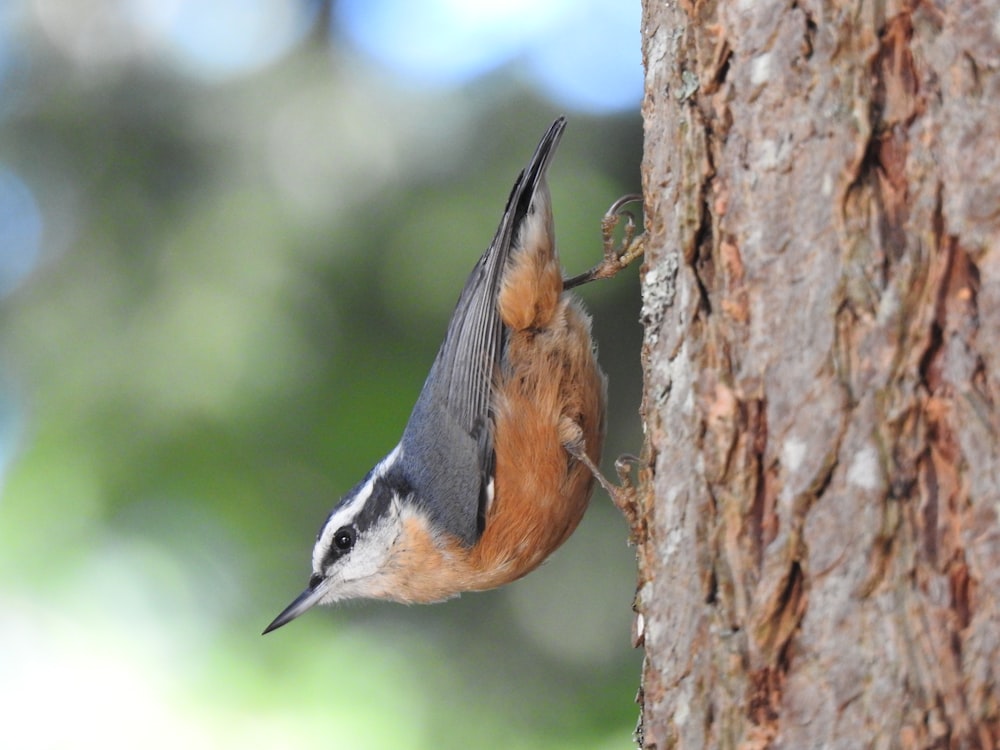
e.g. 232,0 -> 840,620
564,194 -> 646,289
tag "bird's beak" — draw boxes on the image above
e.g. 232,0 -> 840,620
262,579 -> 327,635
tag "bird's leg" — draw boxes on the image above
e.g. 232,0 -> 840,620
608,454 -> 643,542
564,194 -> 647,289
560,418 -> 643,539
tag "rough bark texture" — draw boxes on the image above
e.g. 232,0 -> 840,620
635,1 -> 1000,747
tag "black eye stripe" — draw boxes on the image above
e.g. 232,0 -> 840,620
318,468 -> 410,571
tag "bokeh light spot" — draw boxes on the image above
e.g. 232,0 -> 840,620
130,0 -> 320,81
527,1 -> 642,112
0,168 -> 42,298
336,0 -> 640,112
336,0 -> 569,84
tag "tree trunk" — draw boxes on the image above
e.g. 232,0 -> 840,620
635,1 -> 1000,747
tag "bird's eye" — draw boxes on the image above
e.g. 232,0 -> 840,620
333,526 -> 356,551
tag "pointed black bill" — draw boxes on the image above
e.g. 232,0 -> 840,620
262,582 -> 327,635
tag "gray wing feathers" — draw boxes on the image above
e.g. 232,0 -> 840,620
400,117 -> 566,545
431,116 -> 566,433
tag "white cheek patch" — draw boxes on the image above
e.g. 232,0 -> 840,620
343,518 -> 398,579
316,512 -> 403,605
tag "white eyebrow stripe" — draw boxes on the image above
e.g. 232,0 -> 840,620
380,443 -> 403,472
312,443 -> 404,571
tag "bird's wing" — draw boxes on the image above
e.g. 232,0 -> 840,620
400,117 -> 566,545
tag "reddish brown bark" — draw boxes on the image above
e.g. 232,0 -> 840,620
635,1 -> 1000,747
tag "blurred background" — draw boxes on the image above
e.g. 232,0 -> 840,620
0,1 -> 644,748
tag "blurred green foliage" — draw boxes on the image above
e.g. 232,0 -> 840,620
0,12 -> 644,750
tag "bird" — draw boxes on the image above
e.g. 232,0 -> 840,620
264,117 -> 644,634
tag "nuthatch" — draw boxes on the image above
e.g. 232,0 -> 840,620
264,117 -> 644,634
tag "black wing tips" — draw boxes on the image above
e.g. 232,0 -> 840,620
499,117 -> 567,240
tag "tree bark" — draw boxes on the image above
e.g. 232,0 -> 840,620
635,1 -> 1000,747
